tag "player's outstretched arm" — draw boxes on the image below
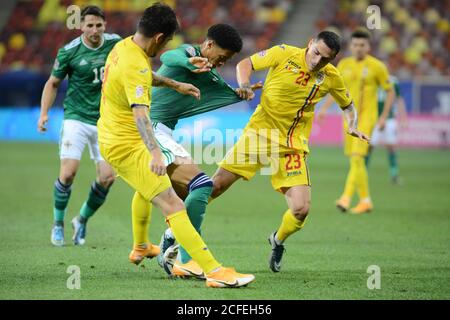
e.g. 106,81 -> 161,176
236,58 -> 255,100
133,105 -> 166,176
343,103 -> 370,142
152,72 -> 200,100
316,94 -> 335,125
397,95 -> 408,128
38,75 -> 62,132
161,48 -> 212,73
377,87 -> 395,130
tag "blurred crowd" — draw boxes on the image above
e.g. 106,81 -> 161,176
315,0 -> 450,79
0,0 -> 292,77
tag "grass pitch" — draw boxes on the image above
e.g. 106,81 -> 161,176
0,142 -> 449,299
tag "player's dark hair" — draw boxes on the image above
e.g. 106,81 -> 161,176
316,31 -> 341,55
351,29 -> 371,40
207,24 -> 243,53
81,5 -> 105,21
138,2 -> 179,38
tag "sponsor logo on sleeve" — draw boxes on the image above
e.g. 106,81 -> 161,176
136,85 -> 144,98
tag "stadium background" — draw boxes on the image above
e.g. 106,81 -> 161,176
0,0 -> 449,300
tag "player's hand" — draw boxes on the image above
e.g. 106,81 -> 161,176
150,151 -> 167,176
377,117 -> 386,131
347,127 -> 370,143
189,57 -> 212,73
235,82 -> 255,101
37,114 -> 49,132
175,82 -> 201,100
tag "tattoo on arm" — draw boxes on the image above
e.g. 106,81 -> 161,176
152,72 -> 179,89
136,115 -> 158,152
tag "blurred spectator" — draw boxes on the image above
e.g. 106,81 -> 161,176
314,0 -> 450,78
0,0 -> 293,76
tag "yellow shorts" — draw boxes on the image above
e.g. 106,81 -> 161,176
218,129 -> 311,193
344,122 -> 374,156
99,141 -> 171,201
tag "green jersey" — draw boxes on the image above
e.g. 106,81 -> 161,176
150,44 -> 242,129
378,75 -> 401,119
52,33 -> 122,125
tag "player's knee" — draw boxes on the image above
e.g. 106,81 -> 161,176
291,202 -> 310,220
59,170 -> 76,185
98,174 -> 115,189
211,177 -> 226,198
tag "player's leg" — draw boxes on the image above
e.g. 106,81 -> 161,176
268,151 -> 310,272
152,187 -> 255,287
385,119 -> 401,184
71,123 -> 116,245
161,159 -> 213,279
51,120 -> 86,246
128,191 -> 160,264
366,125 -> 382,167
336,134 -> 356,212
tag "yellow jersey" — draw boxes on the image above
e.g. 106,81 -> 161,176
249,44 -> 352,152
98,36 -> 152,146
337,55 -> 392,126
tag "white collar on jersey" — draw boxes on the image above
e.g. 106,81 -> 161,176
81,34 -> 105,51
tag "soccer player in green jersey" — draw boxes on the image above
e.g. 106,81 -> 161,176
140,24 -> 260,278
37,6 -> 121,246
367,75 -> 407,184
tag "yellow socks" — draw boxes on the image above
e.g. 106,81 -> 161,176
343,155 -> 370,200
131,191 -> 151,247
354,155 -> 370,200
166,210 -> 221,274
276,209 -> 307,243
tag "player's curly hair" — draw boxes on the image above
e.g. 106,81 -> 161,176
316,31 -> 341,55
207,24 -> 243,53
138,2 -> 179,38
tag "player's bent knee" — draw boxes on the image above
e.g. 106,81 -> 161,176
291,204 -> 310,220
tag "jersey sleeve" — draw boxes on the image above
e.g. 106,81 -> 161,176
123,61 -> 152,108
376,62 -> 392,91
329,70 -> 353,109
250,44 -> 288,71
51,47 -> 70,79
160,45 -> 198,71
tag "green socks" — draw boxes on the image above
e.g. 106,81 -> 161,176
178,173 -> 213,264
53,179 -> 72,225
79,181 -> 110,223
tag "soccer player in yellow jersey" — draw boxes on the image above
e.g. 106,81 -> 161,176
97,3 -> 254,288
211,31 -> 369,272
317,29 -> 395,214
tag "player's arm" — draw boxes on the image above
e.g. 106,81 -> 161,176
38,75 -> 63,132
343,103 -> 370,142
133,105 -> 166,176
378,87 -> 395,130
152,72 -> 200,99
329,71 -> 369,142
316,94 -> 335,124
38,48 -> 69,132
161,47 -> 212,73
235,58 -> 255,100
376,63 -> 395,130
236,44 -> 287,100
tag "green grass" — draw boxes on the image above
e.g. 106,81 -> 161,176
0,142 -> 449,299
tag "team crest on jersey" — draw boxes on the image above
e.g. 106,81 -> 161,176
136,85 -> 144,98
185,46 -> 197,57
315,71 -> 325,85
